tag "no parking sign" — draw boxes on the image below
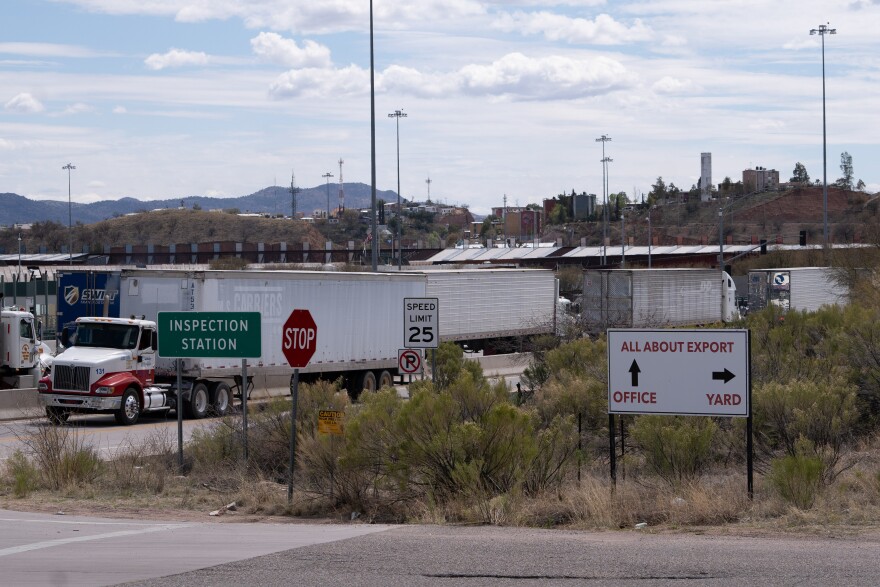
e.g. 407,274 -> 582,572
398,348 -> 423,374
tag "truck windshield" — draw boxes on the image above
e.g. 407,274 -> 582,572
72,323 -> 140,350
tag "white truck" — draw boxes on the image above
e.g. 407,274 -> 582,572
0,301 -> 40,388
40,268 -> 558,424
746,267 -> 849,314
581,268 -> 739,331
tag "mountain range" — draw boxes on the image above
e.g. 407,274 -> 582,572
1,183 -> 402,226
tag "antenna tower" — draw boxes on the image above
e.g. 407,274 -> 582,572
338,158 -> 345,212
425,176 -> 432,203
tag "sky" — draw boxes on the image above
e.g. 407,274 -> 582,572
1,0 -> 878,216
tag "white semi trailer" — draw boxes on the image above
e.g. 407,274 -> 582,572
746,267 -> 849,314
581,268 -> 739,331
41,268 -> 558,423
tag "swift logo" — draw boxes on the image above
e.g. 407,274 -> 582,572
64,286 -> 80,305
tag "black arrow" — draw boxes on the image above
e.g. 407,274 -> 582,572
712,368 -> 735,384
629,360 -> 641,386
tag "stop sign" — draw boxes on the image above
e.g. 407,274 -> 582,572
282,309 -> 317,368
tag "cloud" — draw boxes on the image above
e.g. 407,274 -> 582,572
652,76 -> 693,94
783,38 -> 818,50
267,52 -> 633,101
113,106 -> 127,114
0,42 -> 99,58
4,93 -> 45,113
269,64 -> 370,99
57,103 -> 94,116
144,49 -> 209,70
457,53 -> 635,99
493,11 -> 653,44
250,32 -> 331,68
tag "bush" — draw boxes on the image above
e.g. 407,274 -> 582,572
5,450 -> 39,497
19,423 -> 101,490
630,416 -> 717,486
768,454 -> 823,509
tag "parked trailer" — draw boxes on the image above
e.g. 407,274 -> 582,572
581,268 -> 738,331
42,268 -> 559,423
416,268 -> 558,352
746,267 -> 849,314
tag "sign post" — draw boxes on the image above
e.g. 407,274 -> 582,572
607,328 -> 752,496
158,311 -> 261,470
404,298 -> 438,382
282,309 -> 318,503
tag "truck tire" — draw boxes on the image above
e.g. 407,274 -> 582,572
378,370 -> 393,389
114,388 -> 141,426
46,407 -> 70,425
360,371 -> 377,394
187,382 -> 209,419
209,382 -> 231,417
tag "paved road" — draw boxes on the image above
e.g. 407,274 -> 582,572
0,508 -> 393,587
5,508 -> 877,587
126,525 -> 880,587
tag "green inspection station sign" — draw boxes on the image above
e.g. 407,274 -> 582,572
158,311 -> 262,358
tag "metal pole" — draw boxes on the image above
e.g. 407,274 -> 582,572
620,212 -> 625,268
609,413 -> 616,487
176,359 -> 184,471
648,207 -> 652,268
389,110 -> 407,270
62,163 -> 75,264
242,359 -> 248,461
369,0 -> 378,271
288,368 -> 299,503
322,172 -> 333,220
810,23 -> 835,249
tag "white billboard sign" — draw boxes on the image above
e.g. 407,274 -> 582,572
607,329 -> 750,417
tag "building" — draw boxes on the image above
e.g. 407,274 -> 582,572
572,193 -> 596,220
743,167 -> 780,192
503,209 -> 543,241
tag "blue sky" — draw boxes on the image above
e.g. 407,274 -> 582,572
1,0 -> 878,216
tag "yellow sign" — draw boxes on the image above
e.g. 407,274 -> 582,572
317,410 -> 344,435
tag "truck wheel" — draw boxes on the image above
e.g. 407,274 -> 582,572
187,382 -> 209,419
114,388 -> 141,425
209,382 -> 231,417
360,371 -> 377,394
46,407 -> 70,425
378,370 -> 394,389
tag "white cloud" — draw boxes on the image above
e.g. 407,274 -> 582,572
250,32 -> 331,68
493,11 -> 653,44
57,103 -> 94,116
0,42 -> 99,58
269,64 -> 370,99
457,53 -> 635,99
144,49 -> 209,70
783,38 -> 818,50
4,93 -> 44,113
113,106 -> 127,114
652,76 -> 693,94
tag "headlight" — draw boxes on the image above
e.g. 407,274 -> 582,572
38,382 -> 48,391
95,386 -> 114,395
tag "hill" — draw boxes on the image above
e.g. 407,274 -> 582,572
0,183 -> 401,226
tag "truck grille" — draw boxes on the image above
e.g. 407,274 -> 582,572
54,365 -> 91,392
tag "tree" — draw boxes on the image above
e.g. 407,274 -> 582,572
837,152 -> 854,190
790,162 -> 810,184
857,179 -> 866,192
649,177 -> 667,205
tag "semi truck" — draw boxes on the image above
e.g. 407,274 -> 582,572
0,299 -> 40,388
40,268 -> 558,424
581,268 -> 739,332
746,267 -> 849,314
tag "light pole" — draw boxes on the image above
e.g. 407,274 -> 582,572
810,23 -> 836,249
322,172 -> 334,219
369,0 -> 378,271
596,135 -> 611,265
62,163 -> 75,264
388,109 -> 407,269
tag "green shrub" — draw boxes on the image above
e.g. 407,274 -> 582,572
6,450 -> 39,497
630,416 -> 717,486
768,454 -> 823,509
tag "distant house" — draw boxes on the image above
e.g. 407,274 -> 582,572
743,167 -> 780,192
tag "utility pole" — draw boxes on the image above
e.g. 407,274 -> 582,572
62,163 -> 76,264
810,23 -> 836,250
388,109 -> 407,269
595,135 -> 612,265
369,0 -> 378,271
425,176 -> 432,203
322,172 -> 334,219
338,158 -> 345,213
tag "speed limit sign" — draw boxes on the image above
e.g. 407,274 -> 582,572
403,298 -> 439,349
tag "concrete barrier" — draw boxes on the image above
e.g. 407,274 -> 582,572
0,388 -> 42,421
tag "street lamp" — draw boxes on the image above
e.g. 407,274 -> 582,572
322,172 -> 334,219
810,23 -> 836,249
369,0 -> 378,271
595,135 -> 611,265
62,163 -> 75,264
388,109 -> 407,269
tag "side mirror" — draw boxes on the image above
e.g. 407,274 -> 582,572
37,320 -> 43,342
